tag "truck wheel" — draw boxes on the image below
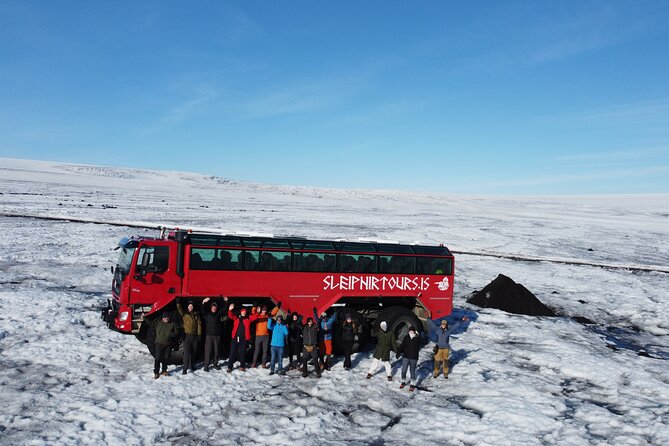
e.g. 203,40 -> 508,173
376,307 -> 422,345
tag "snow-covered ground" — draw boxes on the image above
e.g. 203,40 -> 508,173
0,158 -> 667,445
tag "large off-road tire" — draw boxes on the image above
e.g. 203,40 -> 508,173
376,306 -> 422,345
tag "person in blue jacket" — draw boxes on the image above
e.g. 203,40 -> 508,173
428,316 -> 469,379
267,314 -> 289,375
314,307 -> 338,371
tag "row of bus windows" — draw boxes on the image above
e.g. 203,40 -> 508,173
190,248 -> 453,275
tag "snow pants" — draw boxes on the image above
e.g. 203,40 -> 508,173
183,334 -> 198,371
302,345 -> 320,376
203,335 -> 220,368
401,358 -> 417,384
253,335 -> 269,366
154,342 -> 171,375
368,358 -> 392,377
342,339 -> 354,369
228,337 -> 248,369
319,339 -> 333,369
289,339 -> 303,367
270,346 -> 284,372
434,347 -> 450,376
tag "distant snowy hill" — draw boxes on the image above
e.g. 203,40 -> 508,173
0,158 -> 667,445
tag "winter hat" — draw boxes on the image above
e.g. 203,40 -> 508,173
161,311 -> 170,319
408,326 -> 417,338
345,313 -> 352,320
306,317 -> 314,324
380,321 -> 388,331
240,307 -> 248,314
211,302 -> 218,309
276,315 -> 284,322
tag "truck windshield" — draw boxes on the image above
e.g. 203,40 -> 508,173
117,247 -> 136,275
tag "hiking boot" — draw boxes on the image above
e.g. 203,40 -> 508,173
366,373 -> 372,379
316,372 -> 321,378
213,364 -> 221,370
262,364 -> 269,369
227,368 -> 232,373
154,373 -> 160,379
433,372 -> 439,379
240,367 -> 246,372
444,374 -> 449,380
409,385 -> 415,392
387,376 -> 392,382
161,371 -> 169,376
302,372 -> 308,378
279,370 -> 286,376
399,382 -> 406,389
269,370 -> 275,376
204,367 -> 209,372
251,363 -> 257,368
182,370 -> 187,375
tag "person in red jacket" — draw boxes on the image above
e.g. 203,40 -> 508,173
227,303 -> 252,372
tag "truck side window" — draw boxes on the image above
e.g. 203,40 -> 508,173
136,246 -> 170,273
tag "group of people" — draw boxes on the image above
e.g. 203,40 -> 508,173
149,298 -> 468,391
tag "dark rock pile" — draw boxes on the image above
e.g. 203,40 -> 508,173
467,274 -> 555,316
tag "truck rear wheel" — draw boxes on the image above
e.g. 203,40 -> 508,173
376,306 -> 422,345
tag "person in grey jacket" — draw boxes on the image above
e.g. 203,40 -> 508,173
428,316 -> 469,379
301,317 -> 321,378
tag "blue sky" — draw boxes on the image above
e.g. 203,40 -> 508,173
1,1 -> 668,194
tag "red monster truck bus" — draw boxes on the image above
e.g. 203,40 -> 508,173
104,228 -> 454,356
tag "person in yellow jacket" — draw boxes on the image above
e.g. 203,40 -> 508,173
176,298 -> 202,375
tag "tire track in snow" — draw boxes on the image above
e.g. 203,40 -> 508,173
2,211 -> 668,274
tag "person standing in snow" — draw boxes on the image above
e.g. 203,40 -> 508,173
314,307 -> 337,371
250,304 -> 278,368
176,298 -> 202,375
366,320 -> 396,381
340,313 -> 358,371
227,303 -> 253,372
267,314 -> 289,375
428,316 -> 469,379
301,317 -> 321,378
151,311 -> 177,379
201,297 -> 226,372
396,326 -> 421,391
287,312 -> 303,370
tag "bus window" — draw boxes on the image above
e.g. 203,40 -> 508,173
354,255 -> 376,273
294,253 -> 323,272
380,255 -> 415,274
243,251 -> 261,271
258,251 -> 291,271
416,257 -> 452,275
191,247 -> 241,270
136,246 -> 169,273
338,254 -> 376,273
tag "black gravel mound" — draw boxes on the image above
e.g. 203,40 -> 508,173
467,274 -> 555,316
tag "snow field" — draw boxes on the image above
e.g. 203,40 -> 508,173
1,159 -> 668,445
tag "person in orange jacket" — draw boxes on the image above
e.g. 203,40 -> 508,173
250,304 -> 279,368
227,303 -> 253,372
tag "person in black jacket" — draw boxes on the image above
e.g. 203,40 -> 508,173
396,326 -> 421,391
287,312 -> 303,370
201,297 -> 226,371
340,313 -> 357,371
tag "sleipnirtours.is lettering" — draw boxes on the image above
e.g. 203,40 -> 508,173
323,275 -> 431,291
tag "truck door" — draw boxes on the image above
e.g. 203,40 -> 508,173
129,242 -> 180,306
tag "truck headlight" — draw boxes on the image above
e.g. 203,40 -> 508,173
119,311 -> 129,321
